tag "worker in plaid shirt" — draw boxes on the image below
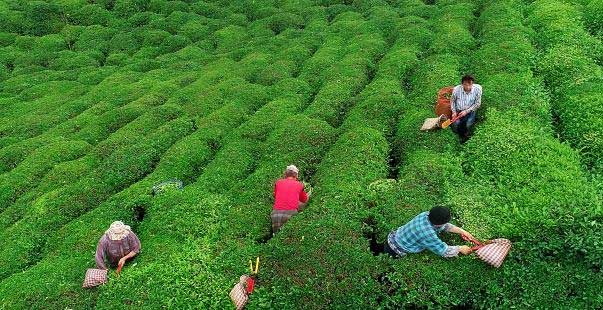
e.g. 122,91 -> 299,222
384,206 -> 474,258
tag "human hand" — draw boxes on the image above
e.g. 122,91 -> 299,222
461,232 -> 474,241
117,258 -> 126,273
452,112 -> 458,120
303,182 -> 313,197
459,110 -> 468,118
459,245 -> 472,255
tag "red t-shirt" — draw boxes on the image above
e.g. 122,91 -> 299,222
273,178 -> 308,211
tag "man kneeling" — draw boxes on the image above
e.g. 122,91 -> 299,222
450,75 -> 482,143
384,206 -> 473,258
271,165 -> 310,234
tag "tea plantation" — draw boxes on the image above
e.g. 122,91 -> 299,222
0,0 -> 602,309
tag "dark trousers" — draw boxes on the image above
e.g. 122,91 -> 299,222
384,242 -> 398,257
451,110 -> 476,138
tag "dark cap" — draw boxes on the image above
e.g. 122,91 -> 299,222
428,206 -> 451,225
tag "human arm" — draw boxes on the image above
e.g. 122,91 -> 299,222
118,251 -> 137,270
95,237 -> 108,270
444,224 -> 474,255
118,233 -> 141,269
427,239 -> 472,257
450,87 -> 458,116
458,246 -> 472,255
446,224 -> 475,241
425,227 -> 474,257
300,190 -> 309,201
299,181 -> 309,203
466,85 -> 482,112
423,233 -> 460,258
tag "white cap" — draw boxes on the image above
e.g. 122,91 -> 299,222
286,165 -> 299,174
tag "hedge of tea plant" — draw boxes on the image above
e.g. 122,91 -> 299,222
450,0 -> 602,307
527,0 -> 603,175
369,1 -> 484,308
580,0 -> 603,38
253,1 -> 427,308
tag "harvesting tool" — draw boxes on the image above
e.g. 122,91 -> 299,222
229,257 -> 260,309
421,86 -> 458,131
440,115 -> 458,129
247,257 -> 260,294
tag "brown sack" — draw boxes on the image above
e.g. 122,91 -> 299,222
435,86 -> 454,119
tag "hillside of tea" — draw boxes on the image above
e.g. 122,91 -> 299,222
0,0 -> 602,308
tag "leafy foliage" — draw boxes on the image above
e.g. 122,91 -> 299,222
0,0 -> 601,308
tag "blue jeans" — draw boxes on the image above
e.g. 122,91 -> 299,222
452,110 -> 476,137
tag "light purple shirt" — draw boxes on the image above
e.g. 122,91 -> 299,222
95,232 -> 141,270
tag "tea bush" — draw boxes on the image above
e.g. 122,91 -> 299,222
583,0 -> 603,37
256,127 -> 390,309
528,0 -> 603,174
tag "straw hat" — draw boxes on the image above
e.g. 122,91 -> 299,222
105,221 -> 131,241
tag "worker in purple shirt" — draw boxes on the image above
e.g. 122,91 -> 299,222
95,221 -> 141,270
450,75 -> 482,143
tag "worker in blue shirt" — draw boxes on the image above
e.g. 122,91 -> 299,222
384,206 -> 474,258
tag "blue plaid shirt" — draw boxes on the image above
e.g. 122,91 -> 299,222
388,212 -> 459,257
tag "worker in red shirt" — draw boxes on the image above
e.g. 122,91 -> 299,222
271,165 -> 311,234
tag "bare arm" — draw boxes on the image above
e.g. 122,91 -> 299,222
122,251 -> 137,260
444,225 -> 473,255
119,233 -> 141,268
447,224 -> 474,240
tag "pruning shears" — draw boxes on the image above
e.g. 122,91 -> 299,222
246,257 -> 260,294
441,114 -> 462,129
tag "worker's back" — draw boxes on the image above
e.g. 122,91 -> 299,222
273,178 -> 306,211
392,212 -> 446,253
